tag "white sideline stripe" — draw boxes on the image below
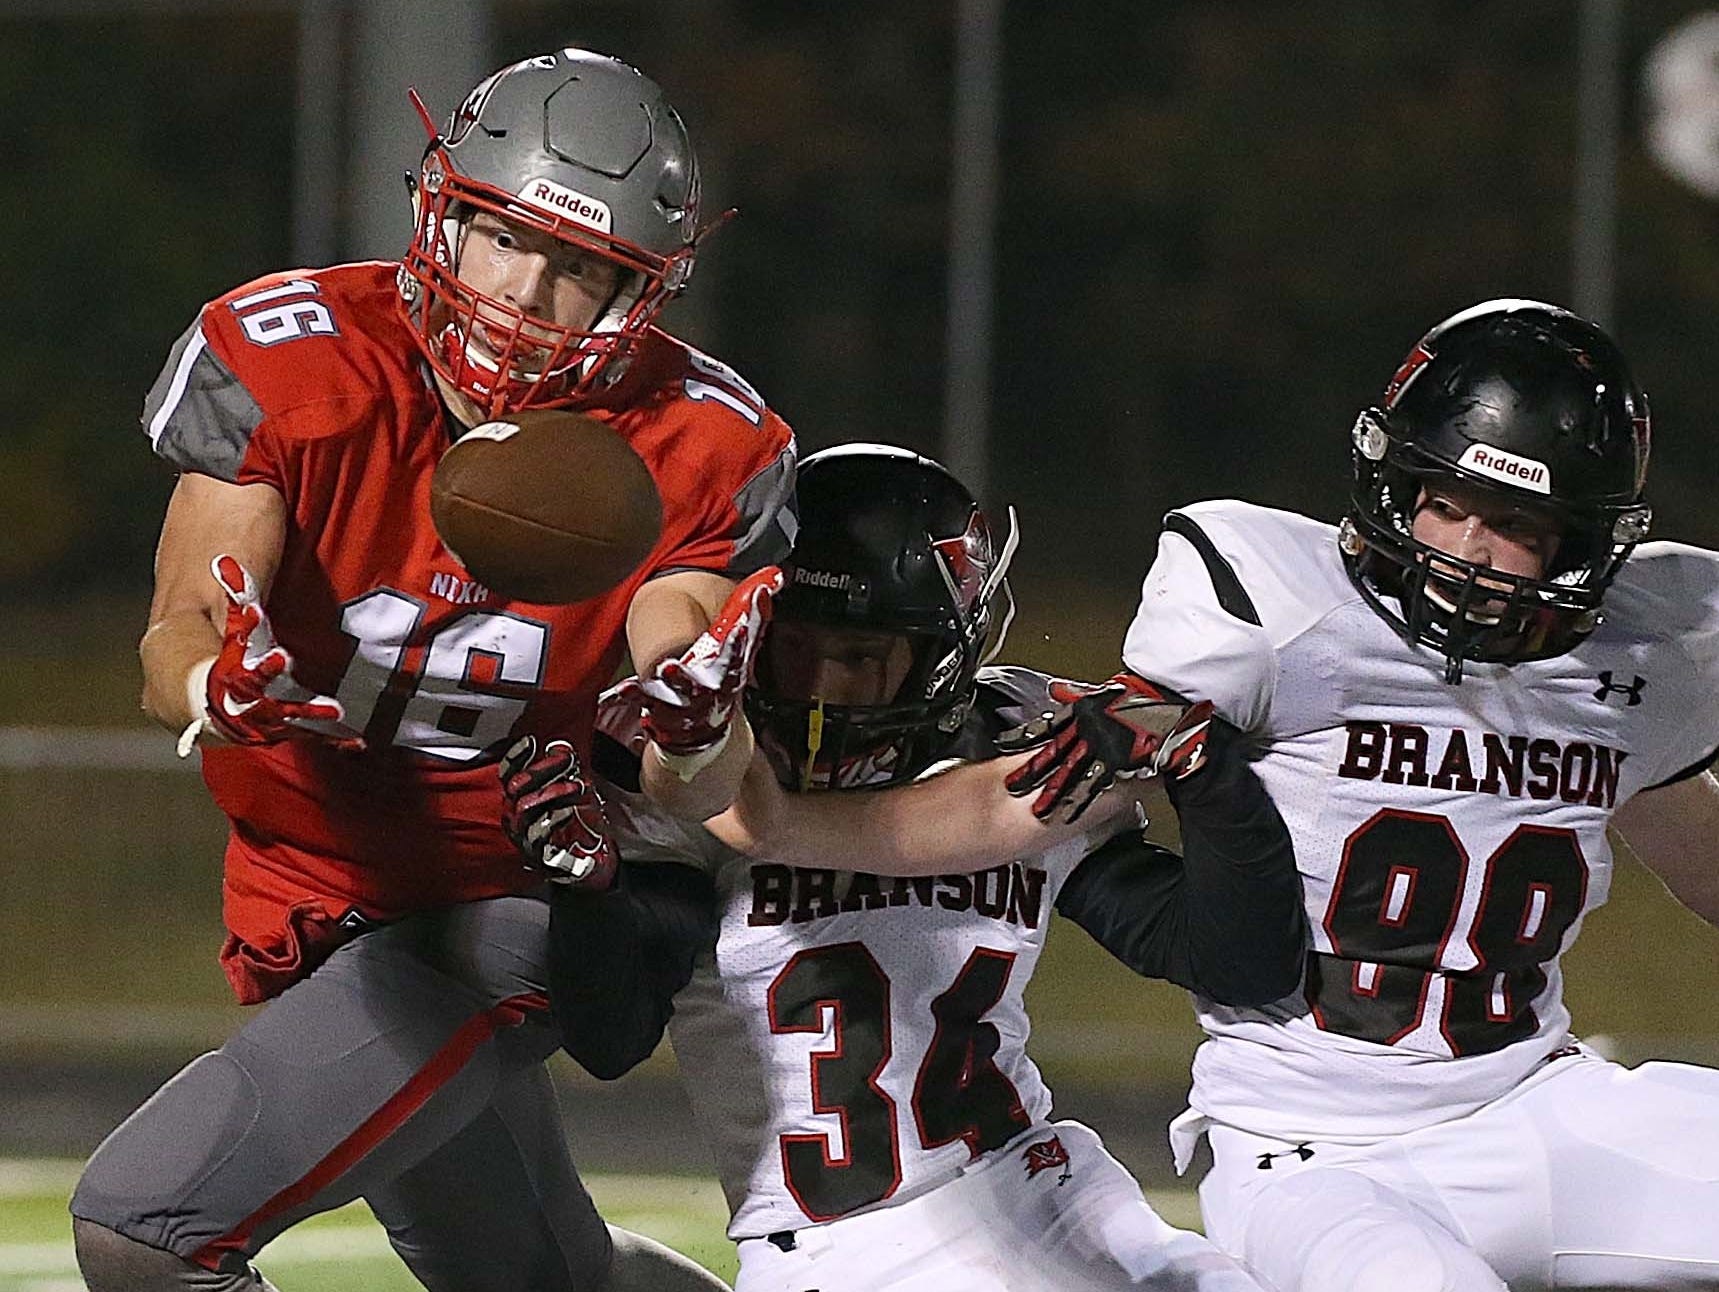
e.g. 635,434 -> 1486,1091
0,1167 -> 728,1276
0,1160 -> 82,1198
0,1161 -> 726,1204
146,326 -> 209,449
0,726 -> 194,772
0,1221 -> 393,1275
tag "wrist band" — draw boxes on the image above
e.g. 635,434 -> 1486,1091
653,724 -> 732,783
176,656 -> 217,759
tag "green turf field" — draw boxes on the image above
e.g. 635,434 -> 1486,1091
0,1159 -> 1203,1291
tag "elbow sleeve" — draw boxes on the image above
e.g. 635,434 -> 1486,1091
548,862 -> 717,1080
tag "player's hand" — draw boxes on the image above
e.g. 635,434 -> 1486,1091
996,672 -> 1215,824
200,555 -> 364,751
622,566 -> 784,760
499,735 -> 618,889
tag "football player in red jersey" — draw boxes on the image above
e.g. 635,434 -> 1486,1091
70,50 -> 790,1292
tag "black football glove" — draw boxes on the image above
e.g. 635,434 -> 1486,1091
500,736 -> 618,890
996,672 -> 1215,824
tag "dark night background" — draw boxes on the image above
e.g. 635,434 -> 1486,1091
5,3 -> 1719,1225
8,3 -> 1719,620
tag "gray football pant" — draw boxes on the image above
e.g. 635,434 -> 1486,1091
70,895 -> 614,1291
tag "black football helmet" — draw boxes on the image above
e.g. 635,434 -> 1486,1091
746,444 -> 1016,791
1341,299 -> 1652,683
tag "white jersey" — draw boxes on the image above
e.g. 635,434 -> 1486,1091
1124,499 -> 1719,1140
593,670 -> 1104,1240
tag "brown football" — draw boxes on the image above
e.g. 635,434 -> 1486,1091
430,409 -> 663,604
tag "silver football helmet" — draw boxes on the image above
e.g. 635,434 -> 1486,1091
398,49 -> 703,414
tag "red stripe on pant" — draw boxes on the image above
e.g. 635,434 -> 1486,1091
192,991 -> 550,1270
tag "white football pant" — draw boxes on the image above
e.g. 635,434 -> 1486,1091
1193,1049 -> 1719,1292
735,1120 -> 1266,1292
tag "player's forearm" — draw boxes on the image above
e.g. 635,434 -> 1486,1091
1669,883 -> 1719,927
138,609 -> 222,731
550,884 -> 676,1080
142,473 -> 288,735
714,754 -> 1130,876
549,861 -> 717,1080
1053,725 -> 1302,1004
626,571 -> 731,674
1164,722 -> 1307,1003
1625,847 -> 1719,927
641,713 -> 755,823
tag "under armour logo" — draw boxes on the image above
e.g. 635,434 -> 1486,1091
336,907 -> 379,934
1257,1143 -> 1315,1170
1594,671 -> 1647,706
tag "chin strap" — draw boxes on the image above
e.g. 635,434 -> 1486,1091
798,698 -> 826,792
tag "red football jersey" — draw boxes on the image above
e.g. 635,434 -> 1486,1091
143,263 -> 796,1002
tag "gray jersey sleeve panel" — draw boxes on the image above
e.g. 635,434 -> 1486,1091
718,441 -> 799,578
142,316 -> 266,482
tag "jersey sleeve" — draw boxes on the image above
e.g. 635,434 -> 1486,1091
1053,719 -> 1306,1005
1603,543 -> 1719,789
549,860 -> 720,1080
141,312 -> 274,484
657,420 -> 797,581
141,272 -> 380,496
1122,507 -> 1279,733
1663,549 -> 1719,782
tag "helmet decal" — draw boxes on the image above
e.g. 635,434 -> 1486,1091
932,507 -> 991,615
447,71 -> 504,146
1383,342 -> 1436,410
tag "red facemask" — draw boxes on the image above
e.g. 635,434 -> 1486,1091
396,139 -> 694,418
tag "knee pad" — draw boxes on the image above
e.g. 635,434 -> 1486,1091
602,1224 -> 728,1292
72,1219 -> 279,1292
1241,1170 -> 1507,1292
1298,1230 -> 1465,1292
71,1050 -> 261,1244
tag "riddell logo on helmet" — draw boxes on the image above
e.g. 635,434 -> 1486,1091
1457,443 -> 1551,494
517,179 -> 613,233
794,568 -> 853,590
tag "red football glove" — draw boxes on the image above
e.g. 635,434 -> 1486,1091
199,555 -> 363,751
499,735 -> 618,889
621,565 -> 784,762
996,672 -> 1215,824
